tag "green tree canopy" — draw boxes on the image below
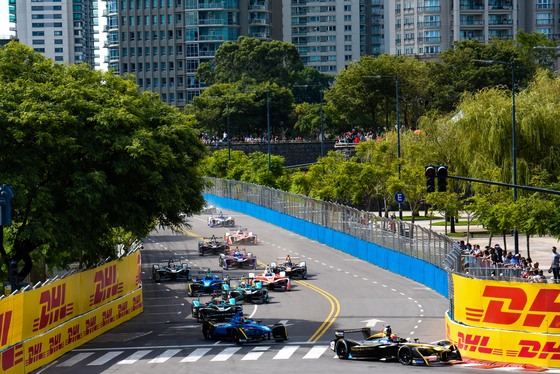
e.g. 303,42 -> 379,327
0,42 -> 207,280
197,37 -> 305,87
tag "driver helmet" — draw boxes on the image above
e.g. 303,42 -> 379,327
390,333 -> 397,341
168,260 -> 175,268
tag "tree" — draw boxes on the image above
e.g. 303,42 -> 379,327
196,37 -> 305,87
194,82 -> 294,140
0,42 -> 207,281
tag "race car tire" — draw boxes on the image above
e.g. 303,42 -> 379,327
335,340 -> 350,359
154,273 -> 161,282
232,329 -> 242,345
398,346 -> 413,365
272,324 -> 288,343
202,324 -> 213,340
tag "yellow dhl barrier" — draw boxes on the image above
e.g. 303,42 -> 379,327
0,251 -> 142,351
1,287 -> 143,374
452,273 -> 560,334
446,312 -> 560,368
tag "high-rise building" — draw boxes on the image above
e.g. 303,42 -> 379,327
10,0 -> 99,66
105,0 -> 274,107
387,0 -> 556,58
284,0 -> 385,74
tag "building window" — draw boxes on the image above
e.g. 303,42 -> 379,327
54,39 -> 63,44
55,56 -> 63,61
55,48 -> 63,53
33,39 -> 45,44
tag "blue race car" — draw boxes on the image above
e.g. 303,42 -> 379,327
187,269 -> 225,297
202,310 -> 288,345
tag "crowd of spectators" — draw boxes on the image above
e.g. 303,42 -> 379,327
198,132 -> 310,146
335,129 -> 379,144
460,241 -> 554,283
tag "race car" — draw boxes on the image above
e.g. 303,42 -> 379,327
208,212 -> 235,227
271,256 -> 307,279
330,326 -> 462,365
218,247 -> 257,270
202,310 -> 288,345
187,269 -> 226,296
191,294 -> 243,323
201,204 -> 217,214
198,235 -> 229,256
251,268 -> 291,291
224,227 -> 258,245
152,259 -> 190,282
223,279 -> 269,304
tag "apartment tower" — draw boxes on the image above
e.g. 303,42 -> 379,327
10,0 -> 98,66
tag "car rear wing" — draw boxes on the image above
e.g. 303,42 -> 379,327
334,327 -> 372,340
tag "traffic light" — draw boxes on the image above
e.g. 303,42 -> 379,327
425,165 -> 436,193
437,165 -> 448,192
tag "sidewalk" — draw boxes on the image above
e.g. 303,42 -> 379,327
412,217 -> 560,270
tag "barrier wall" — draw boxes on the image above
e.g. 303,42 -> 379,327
0,251 -> 143,373
204,194 -> 448,296
445,273 -> 560,368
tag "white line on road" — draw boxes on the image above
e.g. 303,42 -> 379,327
58,352 -> 95,367
273,345 -> 299,359
303,345 -> 329,359
242,346 -> 270,360
117,350 -> 152,364
148,348 -> 181,363
180,348 -> 211,362
87,351 -> 124,366
211,347 -> 241,361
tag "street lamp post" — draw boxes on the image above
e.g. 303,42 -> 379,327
294,84 -> 325,157
473,59 -> 519,255
267,91 -> 271,170
364,75 -> 402,219
226,98 -> 231,160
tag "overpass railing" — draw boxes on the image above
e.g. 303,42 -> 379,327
206,178 -> 458,270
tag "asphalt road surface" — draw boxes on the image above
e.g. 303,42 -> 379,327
33,210 -> 490,374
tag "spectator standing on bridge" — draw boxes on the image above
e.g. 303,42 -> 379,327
550,246 -> 560,283
494,243 -> 503,264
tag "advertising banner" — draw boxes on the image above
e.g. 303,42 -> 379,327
452,273 -> 560,334
0,293 -> 24,351
446,312 -> 560,368
0,250 -> 142,369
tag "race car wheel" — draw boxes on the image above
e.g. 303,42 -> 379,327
335,340 -> 350,359
154,273 -> 161,282
398,346 -> 413,365
272,324 -> 287,342
232,329 -> 242,345
202,324 -> 213,340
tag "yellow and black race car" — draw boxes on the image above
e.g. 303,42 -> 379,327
330,326 -> 462,366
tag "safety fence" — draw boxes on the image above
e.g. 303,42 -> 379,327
206,178 -> 457,271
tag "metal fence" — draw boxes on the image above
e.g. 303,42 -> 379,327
206,178 -> 459,270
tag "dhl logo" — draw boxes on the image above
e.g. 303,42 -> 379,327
1,343 -> 23,371
465,285 -> 560,329
89,264 -> 124,306
0,311 -> 13,346
457,333 -> 560,361
33,284 -> 74,332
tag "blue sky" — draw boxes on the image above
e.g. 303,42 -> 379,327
0,0 -> 12,37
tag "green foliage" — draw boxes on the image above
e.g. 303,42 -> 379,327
196,37 -> 305,87
0,42 -> 207,278
194,82 -> 295,140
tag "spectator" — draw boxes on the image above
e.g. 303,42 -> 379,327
537,269 -> 548,283
551,246 -> 560,283
494,243 -> 503,263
